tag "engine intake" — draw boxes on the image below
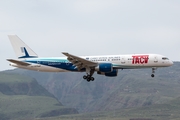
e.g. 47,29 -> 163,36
95,63 -> 113,73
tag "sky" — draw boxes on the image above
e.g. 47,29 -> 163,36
0,0 -> 180,71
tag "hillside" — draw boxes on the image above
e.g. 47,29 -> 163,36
7,62 -> 180,113
37,97 -> 180,120
0,72 -> 54,97
0,72 -> 78,120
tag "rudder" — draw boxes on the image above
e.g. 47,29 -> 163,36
8,35 -> 38,59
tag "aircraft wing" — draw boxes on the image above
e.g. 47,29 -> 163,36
7,59 -> 31,66
62,52 -> 98,70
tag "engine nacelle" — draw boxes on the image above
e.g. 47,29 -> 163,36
95,63 -> 113,73
105,69 -> 118,77
97,69 -> 118,77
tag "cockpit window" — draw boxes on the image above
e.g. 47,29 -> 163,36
162,57 -> 169,60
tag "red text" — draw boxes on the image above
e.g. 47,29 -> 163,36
132,55 -> 149,64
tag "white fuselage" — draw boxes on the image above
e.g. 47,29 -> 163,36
7,35 -> 174,80
10,54 -> 173,72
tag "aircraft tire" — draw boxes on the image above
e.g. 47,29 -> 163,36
83,75 -> 87,79
87,78 -> 91,82
91,77 -> 95,81
151,74 -> 155,77
84,75 -> 94,82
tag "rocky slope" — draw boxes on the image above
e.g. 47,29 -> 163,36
0,72 -> 78,120
7,62 -> 180,113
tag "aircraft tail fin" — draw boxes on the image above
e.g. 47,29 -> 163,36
8,35 -> 38,59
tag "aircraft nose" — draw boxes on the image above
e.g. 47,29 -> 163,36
170,60 -> 173,66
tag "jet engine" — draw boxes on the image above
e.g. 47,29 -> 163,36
95,63 -> 113,72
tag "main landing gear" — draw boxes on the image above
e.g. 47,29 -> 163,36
83,75 -> 95,82
83,67 -> 95,82
151,67 -> 156,77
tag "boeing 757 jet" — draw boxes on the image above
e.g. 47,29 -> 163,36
7,35 -> 173,82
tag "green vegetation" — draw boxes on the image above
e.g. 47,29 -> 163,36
3,62 -> 180,120
36,97 -> 180,120
0,72 -> 78,120
12,62 -> 180,113
0,95 -> 76,119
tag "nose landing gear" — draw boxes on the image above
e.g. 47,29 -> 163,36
151,74 -> 155,77
151,67 -> 156,77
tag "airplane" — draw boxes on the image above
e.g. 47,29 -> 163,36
7,35 -> 173,82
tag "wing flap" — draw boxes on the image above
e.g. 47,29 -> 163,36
7,59 -> 31,66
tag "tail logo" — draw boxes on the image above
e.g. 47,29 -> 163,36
18,47 -> 38,59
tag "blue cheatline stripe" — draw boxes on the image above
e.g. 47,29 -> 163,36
24,59 -> 84,71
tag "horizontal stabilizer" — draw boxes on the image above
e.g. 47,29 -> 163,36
7,59 -> 31,66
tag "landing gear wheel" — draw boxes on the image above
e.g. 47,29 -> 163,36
83,75 -> 95,82
83,75 -> 87,80
91,77 -> 94,81
87,77 -> 91,82
85,68 -> 95,82
151,74 -> 155,77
